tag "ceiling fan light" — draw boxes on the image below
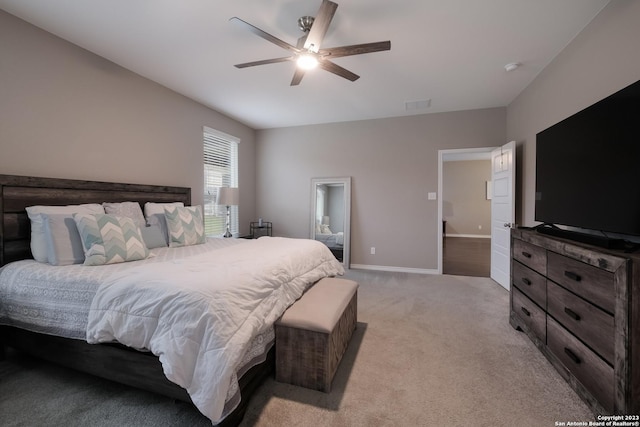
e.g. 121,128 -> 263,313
297,54 -> 318,70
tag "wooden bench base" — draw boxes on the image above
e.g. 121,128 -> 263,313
275,278 -> 358,392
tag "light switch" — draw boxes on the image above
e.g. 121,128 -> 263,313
428,192 -> 437,200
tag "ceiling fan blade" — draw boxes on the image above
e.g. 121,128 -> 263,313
318,59 -> 359,82
296,34 -> 308,49
290,68 -> 306,86
230,17 -> 299,53
304,0 -> 338,53
320,41 -> 391,58
234,57 -> 293,68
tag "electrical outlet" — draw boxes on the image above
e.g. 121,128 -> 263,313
478,225 -> 482,230
370,247 -> 376,255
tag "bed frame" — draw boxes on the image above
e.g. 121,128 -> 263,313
0,174 -> 272,426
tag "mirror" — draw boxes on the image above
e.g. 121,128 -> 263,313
310,177 -> 351,268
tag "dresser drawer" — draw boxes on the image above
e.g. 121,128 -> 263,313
547,281 -> 614,364
512,261 -> 547,309
512,287 -> 546,343
547,316 -> 614,412
513,239 -> 546,275
547,252 -> 615,313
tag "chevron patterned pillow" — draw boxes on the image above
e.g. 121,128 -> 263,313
73,213 -> 150,266
164,205 -> 206,248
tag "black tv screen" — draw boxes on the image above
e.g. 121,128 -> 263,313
535,79 -> 640,237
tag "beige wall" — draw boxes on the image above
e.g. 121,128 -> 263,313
507,0 -> 640,228
442,160 -> 491,236
256,108 -> 505,271
0,10 -> 257,235
6,0 -> 635,271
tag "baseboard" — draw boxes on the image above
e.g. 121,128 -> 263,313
349,264 -> 438,275
444,234 -> 491,239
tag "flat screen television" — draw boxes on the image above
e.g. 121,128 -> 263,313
535,79 -> 640,247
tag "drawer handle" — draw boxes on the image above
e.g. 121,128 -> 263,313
521,251 -> 532,258
564,271 -> 581,282
521,278 -> 532,286
564,307 -> 581,321
564,348 -> 581,365
520,307 -> 531,317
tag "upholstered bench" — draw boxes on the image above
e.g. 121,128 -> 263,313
275,277 -> 358,392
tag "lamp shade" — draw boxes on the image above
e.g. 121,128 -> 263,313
217,187 -> 239,206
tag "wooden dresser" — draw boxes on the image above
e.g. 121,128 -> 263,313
510,228 -> 639,415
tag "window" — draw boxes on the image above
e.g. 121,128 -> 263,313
203,127 -> 239,236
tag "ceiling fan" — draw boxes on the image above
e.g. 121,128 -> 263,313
230,0 -> 391,86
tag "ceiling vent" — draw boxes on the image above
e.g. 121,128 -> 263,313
405,99 -> 431,111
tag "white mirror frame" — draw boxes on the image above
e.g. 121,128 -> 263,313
310,177 -> 351,268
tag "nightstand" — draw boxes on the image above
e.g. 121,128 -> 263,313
328,247 -> 343,262
250,222 -> 272,238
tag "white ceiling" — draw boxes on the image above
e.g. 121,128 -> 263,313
0,0 -> 610,129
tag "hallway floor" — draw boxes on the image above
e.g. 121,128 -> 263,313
443,236 -> 491,277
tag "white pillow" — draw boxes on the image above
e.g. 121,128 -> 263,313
144,202 -> 185,245
25,204 -> 105,263
144,201 -> 185,217
103,202 -> 146,229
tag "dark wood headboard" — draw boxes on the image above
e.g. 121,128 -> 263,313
0,174 -> 191,267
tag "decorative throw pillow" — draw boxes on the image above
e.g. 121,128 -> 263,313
140,225 -> 168,249
102,202 -> 146,229
144,202 -> 185,245
73,213 -> 150,266
164,205 -> 206,248
42,213 -> 86,266
25,204 -> 105,263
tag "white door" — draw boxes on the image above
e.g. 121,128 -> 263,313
490,141 -> 516,290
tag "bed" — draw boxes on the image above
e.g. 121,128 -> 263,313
314,230 -> 344,248
0,174 -> 344,425
314,229 -> 344,262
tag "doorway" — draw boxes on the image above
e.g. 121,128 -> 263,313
443,235 -> 491,276
437,148 -> 494,277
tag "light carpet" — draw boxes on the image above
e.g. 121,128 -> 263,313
0,270 -> 594,426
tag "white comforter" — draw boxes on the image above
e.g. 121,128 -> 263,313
86,237 -> 344,424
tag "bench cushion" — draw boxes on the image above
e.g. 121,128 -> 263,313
276,278 -> 358,333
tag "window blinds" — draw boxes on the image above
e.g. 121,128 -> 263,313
203,127 -> 239,236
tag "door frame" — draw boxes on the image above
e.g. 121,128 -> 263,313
437,147 -> 497,274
